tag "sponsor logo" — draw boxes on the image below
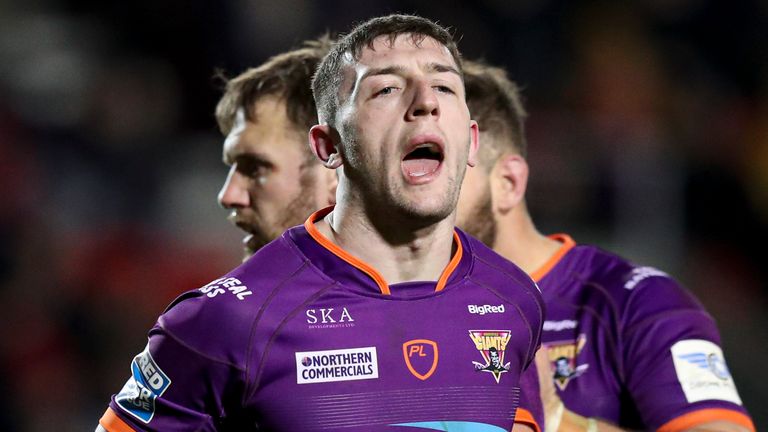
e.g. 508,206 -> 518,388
468,304 -> 506,315
199,277 -> 252,300
306,307 -> 355,329
403,339 -> 439,380
544,335 -> 589,390
671,339 -> 742,405
115,345 -> 171,423
543,320 -> 578,332
469,330 -> 512,383
295,347 -> 378,384
623,266 -> 668,290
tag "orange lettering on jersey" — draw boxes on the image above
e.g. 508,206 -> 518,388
402,339 -> 439,380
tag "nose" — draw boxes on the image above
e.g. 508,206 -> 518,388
406,81 -> 439,120
218,165 -> 250,209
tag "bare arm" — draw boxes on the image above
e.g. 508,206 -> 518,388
534,349 -> 617,431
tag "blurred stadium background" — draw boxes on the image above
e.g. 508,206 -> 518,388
0,0 -> 766,430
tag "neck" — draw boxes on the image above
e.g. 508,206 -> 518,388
492,205 -> 562,277
314,200 -> 457,285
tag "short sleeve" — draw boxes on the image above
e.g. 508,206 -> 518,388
621,275 -> 752,430
100,325 -> 245,432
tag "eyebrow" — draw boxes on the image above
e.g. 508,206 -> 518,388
358,62 -> 461,84
223,152 -> 272,168
425,62 -> 461,77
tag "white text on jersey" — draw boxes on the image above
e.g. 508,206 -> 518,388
468,304 -> 505,315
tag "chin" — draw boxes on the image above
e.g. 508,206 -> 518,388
398,198 -> 455,225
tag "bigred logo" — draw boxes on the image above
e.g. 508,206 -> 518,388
402,339 -> 439,380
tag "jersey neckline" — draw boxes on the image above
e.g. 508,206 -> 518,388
529,233 -> 576,283
302,206 -> 464,295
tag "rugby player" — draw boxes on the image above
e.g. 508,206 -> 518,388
96,15 -> 545,431
457,59 -> 755,432
215,37 -> 337,259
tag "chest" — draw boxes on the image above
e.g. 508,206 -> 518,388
249,287 -> 534,431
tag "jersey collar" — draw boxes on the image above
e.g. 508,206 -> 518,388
299,206 -> 466,296
529,233 -> 576,283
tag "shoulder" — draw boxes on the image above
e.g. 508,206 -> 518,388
565,244 -> 707,324
461,230 -> 540,295
157,234 -> 312,363
459,230 -> 544,322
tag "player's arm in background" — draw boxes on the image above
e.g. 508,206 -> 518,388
536,273 -> 755,432
512,422 -> 537,431
535,349 -> 750,432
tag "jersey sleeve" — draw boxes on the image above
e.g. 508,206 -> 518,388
100,292 -> 248,432
620,272 -> 754,431
515,360 -> 544,432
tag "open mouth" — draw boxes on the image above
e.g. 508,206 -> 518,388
402,142 -> 444,179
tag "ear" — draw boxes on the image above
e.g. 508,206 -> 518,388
309,125 -> 342,169
467,120 -> 480,167
492,153 -> 528,213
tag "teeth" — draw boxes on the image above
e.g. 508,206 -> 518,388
415,143 -> 441,155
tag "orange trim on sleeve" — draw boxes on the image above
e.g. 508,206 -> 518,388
529,234 -> 576,283
657,408 -> 755,432
514,407 -> 541,432
99,407 -> 136,432
434,231 -> 463,292
304,207 -> 464,295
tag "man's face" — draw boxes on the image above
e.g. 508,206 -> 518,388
456,161 -> 496,247
219,97 -> 323,258
335,34 -> 478,222
489,348 -> 501,367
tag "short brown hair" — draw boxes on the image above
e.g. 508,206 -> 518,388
312,14 -> 462,127
215,35 -> 333,135
463,59 -> 528,167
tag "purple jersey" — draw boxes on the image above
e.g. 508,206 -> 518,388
100,208 -> 545,432
535,234 -> 754,431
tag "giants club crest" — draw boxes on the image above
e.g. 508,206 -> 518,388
403,339 -> 439,380
544,334 -> 589,390
469,330 -> 511,383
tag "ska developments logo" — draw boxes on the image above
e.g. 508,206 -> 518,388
403,339 -> 439,380
305,306 -> 355,330
544,334 -> 589,390
469,330 -> 511,383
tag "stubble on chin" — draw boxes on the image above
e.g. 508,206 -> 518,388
242,167 -> 319,260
